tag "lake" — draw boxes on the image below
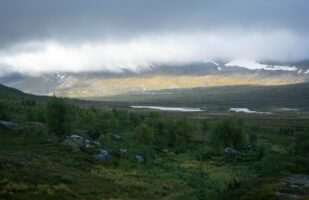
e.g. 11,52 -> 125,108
131,106 -> 204,112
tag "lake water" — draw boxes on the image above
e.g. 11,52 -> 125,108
229,108 -> 272,114
131,106 -> 204,112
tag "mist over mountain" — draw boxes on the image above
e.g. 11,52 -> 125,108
1,60 -> 308,98
1,0 -> 309,99
1,0 -> 309,77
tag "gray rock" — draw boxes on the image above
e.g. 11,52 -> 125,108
224,147 -> 238,154
245,145 -> 257,152
119,149 -> 128,156
94,149 -> 111,161
66,135 -> 84,140
112,134 -> 123,141
92,141 -> 101,146
0,120 -> 23,132
277,175 -> 309,199
64,134 -> 101,151
134,155 -> 145,163
279,175 -> 309,186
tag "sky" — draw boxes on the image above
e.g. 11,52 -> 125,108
0,0 -> 309,75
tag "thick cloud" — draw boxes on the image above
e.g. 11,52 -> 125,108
0,0 -> 309,75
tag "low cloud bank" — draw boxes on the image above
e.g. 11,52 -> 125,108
0,30 -> 308,76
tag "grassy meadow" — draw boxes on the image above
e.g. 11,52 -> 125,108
0,89 -> 309,199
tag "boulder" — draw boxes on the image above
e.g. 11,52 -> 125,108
134,155 -> 145,163
94,149 -> 111,161
224,147 -> 238,154
277,175 -> 309,199
66,135 -> 84,141
112,134 -> 123,141
244,145 -> 257,152
0,120 -> 23,132
119,149 -> 128,156
64,134 -> 101,152
63,135 -> 85,151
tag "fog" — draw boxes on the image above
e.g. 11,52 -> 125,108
0,0 -> 309,76
0,30 -> 308,76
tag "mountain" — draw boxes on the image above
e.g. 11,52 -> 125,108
100,83 -> 309,111
0,83 -> 49,102
1,60 -> 309,99
0,83 -> 117,108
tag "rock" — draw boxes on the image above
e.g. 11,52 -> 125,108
279,175 -> 309,187
64,134 -> 101,152
277,175 -> 309,199
224,147 -> 238,154
94,149 -> 111,161
0,120 -> 23,132
134,155 -> 144,163
64,135 -> 85,152
245,145 -> 257,152
119,149 -> 128,156
92,141 -> 101,146
66,135 -> 84,141
112,134 -> 123,141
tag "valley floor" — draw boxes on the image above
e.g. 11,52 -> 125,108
1,106 -> 309,200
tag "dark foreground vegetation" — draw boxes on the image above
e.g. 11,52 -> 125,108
1,94 -> 309,199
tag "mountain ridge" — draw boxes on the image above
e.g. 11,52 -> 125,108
1,60 -> 308,98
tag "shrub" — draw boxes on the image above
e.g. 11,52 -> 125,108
135,123 -> 154,145
294,131 -> 309,156
0,101 -> 9,120
256,153 -> 284,176
249,133 -> 258,146
46,97 -> 72,137
210,120 -> 246,150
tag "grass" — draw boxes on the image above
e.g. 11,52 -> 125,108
1,112 -> 308,200
1,83 -> 309,199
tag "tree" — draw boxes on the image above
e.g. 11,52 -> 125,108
46,97 -> 72,137
210,120 -> 246,150
201,120 -> 209,134
0,101 -> 9,120
135,123 -> 154,145
174,119 -> 192,146
295,131 -> 309,156
249,133 -> 258,146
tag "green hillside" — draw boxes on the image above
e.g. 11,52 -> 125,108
1,84 -> 309,199
97,83 -> 309,111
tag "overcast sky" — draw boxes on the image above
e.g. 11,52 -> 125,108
0,0 -> 309,75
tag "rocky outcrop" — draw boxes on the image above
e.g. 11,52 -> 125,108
276,175 -> 309,199
0,120 -> 23,132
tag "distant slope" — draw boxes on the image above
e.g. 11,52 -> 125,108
1,60 -> 308,98
97,83 -> 309,111
0,84 -> 39,101
0,84 -> 114,107
1,82 -> 308,112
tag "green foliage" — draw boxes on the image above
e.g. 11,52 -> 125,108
1,86 -> 309,200
26,106 -> 46,122
21,99 -> 36,106
174,119 -> 193,146
201,119 -> 210,134
46,97 -> 73,137
256,153 -> 285,176
135,123 -> 154,145
239,184 -> 277,200
294,131 -> 309,156
249,133 -> 258,146
210,120 -> 247,150
279,127 -> 295,135
0,101 -> 9,120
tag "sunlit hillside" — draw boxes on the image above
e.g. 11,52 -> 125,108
51,74 -> 304,98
